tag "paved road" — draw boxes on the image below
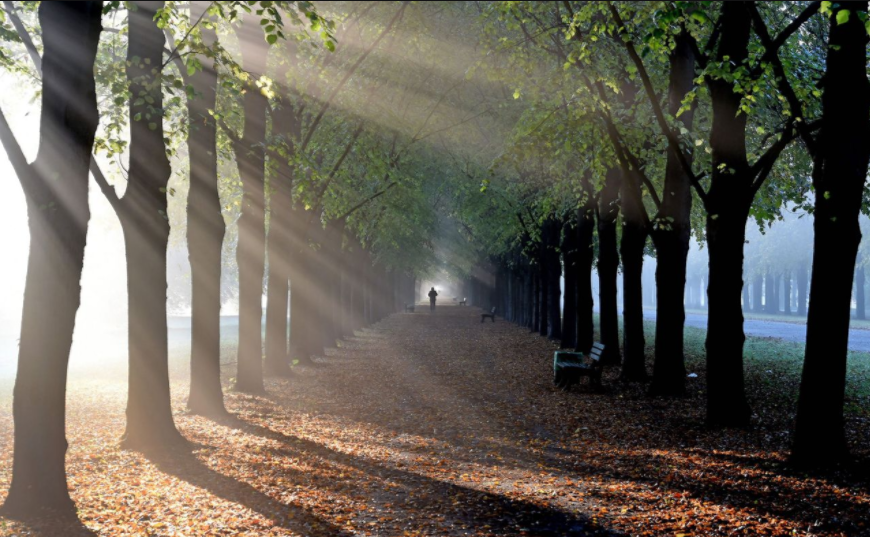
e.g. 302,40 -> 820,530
642,309 -> 870,353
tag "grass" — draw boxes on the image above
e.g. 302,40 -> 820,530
650,318 -> 870,415
591,313 -> 870,417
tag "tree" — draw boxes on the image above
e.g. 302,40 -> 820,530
0,0 -> 103,515
117,0 -> 186,449
232,12 -> 270,393
791,1 -> 870,466
183,2 -> 228,416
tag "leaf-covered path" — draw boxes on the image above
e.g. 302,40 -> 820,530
2,305 -> 870,536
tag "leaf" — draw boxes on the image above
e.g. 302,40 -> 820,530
689,10 -> 710,24
266,33 -> 278,45
837,9 -> 851,25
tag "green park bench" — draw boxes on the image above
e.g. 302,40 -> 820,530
480,306 -> 496,322
553,342 -> 605,389
458,297 -> 467,306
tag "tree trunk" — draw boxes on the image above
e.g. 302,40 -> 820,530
531,268 -> 540,333
783,271 -> 792,316
186,4 -> 227,415
765,272 -> 776,313
621,217 -> 646,373
856,265 -> 865,320
797,262 -> 808,316
793,1 -> 870,466
705,206 -> 752,427
324,219 -> 346,344
704,1 -> 752,427
576,206 -> 595,353
264,60 -> 301,378
561,219 -> 578,349
742,282 -> 750,312
234,14 -> 269,393
752,274 -> 763,312
774,274 -> 781,313
288,211 -> 317,366
545,218 -> 562,340
598,168 -> 621,366
649,32 -> 695,394
538,239 -> 549,337
1,0 -> 102,516
120,1 -> 186,449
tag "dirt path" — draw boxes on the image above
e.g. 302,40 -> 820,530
1,305 -> 869,536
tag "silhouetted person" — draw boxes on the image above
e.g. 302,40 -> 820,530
428,287 -> 438,312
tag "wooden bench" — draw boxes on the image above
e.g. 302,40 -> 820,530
458,298 -> 467,306
480,306 -> 496,323
404,303 -> 415,313
553,342 -> 605,389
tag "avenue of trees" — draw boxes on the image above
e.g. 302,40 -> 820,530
1,0 -> 868,519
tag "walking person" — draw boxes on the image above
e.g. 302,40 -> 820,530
428,287 -> 438,312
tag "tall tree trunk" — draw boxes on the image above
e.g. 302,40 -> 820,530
538,241 -> 549,337
186,3 -> 227,415
767,273 -> 775,313
797,262 -> 808,316
783,271 -> 792,316
545,218 -> 562,340
1,0 -> 102,516
621,217 -> 646,371
324,219 -> 346,344
775,274 -> 782,313
650,32 -> 695,394
234,14 -> 269,392
120,1 -> 186,449
352,241 -> 366,331
793,1 -> 870,466
561,218 -> 578,349
704,1 -> 752,427
264,57 -> 301,377
856,264 -> 865,320
742,283 -> 750,312
288,211 -> 317,366
753,274 -> 763,312
531,268 -> 540,333
576,205 -> 595,353
598,168 -> 621,367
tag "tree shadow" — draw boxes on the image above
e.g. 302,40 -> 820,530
0,508 -> 97,537
214,415 -> 625,536
563,446 -> 870,535
144,447 -> 353,537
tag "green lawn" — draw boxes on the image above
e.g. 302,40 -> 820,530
595,314 -> 870,417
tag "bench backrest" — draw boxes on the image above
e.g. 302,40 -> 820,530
490,307 -> 496,314
589,342 -> 605,362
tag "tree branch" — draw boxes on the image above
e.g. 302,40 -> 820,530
0,106 -> 32,191
89,157 -> 122,210
337,181 -> 397,220
310,122 -> 364,208
606,2 -> 704,200
161,1 -> 214,69
772,1 -> 821,51
6,3 -> 123,210
747,2 -> 818,157
3,1 -> 42,76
